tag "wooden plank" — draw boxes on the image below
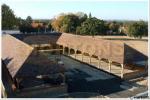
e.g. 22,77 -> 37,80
38,49 -> 63,52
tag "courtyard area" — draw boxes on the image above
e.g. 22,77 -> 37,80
44,53 -> 147,98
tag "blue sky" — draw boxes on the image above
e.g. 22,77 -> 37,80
1,0 -> 148,21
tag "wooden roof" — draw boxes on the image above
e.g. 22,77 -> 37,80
2,35 -> 33,78
23,35 -> 59,45
57,33 -> 125,64
57,33 -> 147,65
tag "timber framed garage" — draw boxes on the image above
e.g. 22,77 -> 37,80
17,33 -> 148,79
56,33 -> 148,78
1,33 -> 148,97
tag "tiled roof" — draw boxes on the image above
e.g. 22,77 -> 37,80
23,35 -> 59,45
57,33 -> 147,65
2,34 -> 33,78
57,33 -> 124,63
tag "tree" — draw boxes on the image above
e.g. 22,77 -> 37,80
62,14 -> 80,33
25,16 -> 33,33
60,24 -> 69,33
103,22 -> 110,35
76,26 -> 81,35
48,22 -> 52,31
77,17 -> 105,37
76,12 -> 87,25
89,12 -> 92,19
127,21 -> 148,38
18,19 -> 26,33
108,21 -> 119,33
19,16 -> 33,33
2,4 -> 17,30
138,21 -> 148,36
51,15 -> 65,32
51,13 -> 80,33
26,16 -> 32,24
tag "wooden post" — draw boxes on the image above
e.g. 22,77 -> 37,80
58,45 -> 61,59
98,58 -> 101,69
121,64 -> 124,78
81,52 -> 84,61
74,50 -> 77,59
109,60 -> 112,72
63,46 -> 65,54
68,48 -> 70,55
89,55 -> 92,64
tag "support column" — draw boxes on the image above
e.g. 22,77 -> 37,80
89,55 -> 92,64
81,52 -> 84,61
49,44 -> 51,48
109,60 -> 112,72
58,45 -> 61,59
121,64 -> 124,78
68,48 -> 70,55
74,50 -> 77,59
63,46 -> 65,54
98,58 -> 101,69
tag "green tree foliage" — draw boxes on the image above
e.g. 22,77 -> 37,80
127,21 -> 148,38
51,12 -> 111,36
18,19 -> 27,33
76,12 -> 87,25
51,13 -> 80,33
138,21 -> 148,36
19,16 -> 33,33
77,17 -> 105,36
108,21 -> 119,33
19,18 -> 52,33
51,15 -> 65,32
26,16 -> 33,24
48,22 -> 53,31
89,12 -> 92,19
2,4 -> 17,30
61,14 -> 80,33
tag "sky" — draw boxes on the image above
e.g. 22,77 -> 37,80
1,0 -> 149,21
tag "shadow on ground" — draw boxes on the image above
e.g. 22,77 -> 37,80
64,68 -> 124,97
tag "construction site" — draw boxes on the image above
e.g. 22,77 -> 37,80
1,33 -> 148,98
